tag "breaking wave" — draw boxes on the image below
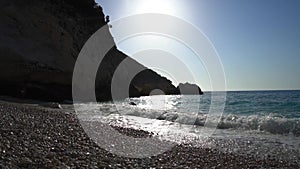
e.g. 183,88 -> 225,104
110,103 -> 300,136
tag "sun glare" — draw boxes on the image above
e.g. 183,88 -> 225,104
133,0 -> 180,16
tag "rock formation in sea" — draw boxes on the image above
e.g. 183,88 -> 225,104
177,83 -> 204,95
0,0 -> 202,102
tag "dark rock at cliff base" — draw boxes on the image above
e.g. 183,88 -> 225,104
0,0 -> 182,102
177,83 -> 204,95
40,102 -> 62,109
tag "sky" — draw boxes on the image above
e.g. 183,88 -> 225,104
96,0 -> 300,91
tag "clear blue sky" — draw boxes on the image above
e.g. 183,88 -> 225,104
96,0 -> 300,91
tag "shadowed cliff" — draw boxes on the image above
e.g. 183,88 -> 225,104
0,0 -> 202,102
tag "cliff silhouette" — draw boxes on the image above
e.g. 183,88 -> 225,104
0,0 -> 202,102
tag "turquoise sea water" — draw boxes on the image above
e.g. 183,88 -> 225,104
223,90 -> 300,118
119,90 -> 300,136
164,90 -> 300,118
74,90 -> 300,136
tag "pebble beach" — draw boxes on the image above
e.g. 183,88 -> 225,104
0,100 -> 299,168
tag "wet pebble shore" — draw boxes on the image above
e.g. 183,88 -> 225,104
0,102 -> 298,168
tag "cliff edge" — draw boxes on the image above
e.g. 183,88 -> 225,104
0,0 -> 202,102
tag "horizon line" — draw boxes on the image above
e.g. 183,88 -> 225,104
204,89 -> 300,92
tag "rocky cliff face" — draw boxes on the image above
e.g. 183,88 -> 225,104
0,0 -> 181,101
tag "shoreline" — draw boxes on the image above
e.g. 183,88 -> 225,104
0,100 -> 298,168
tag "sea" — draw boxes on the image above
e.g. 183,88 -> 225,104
74,90 -> 300,162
